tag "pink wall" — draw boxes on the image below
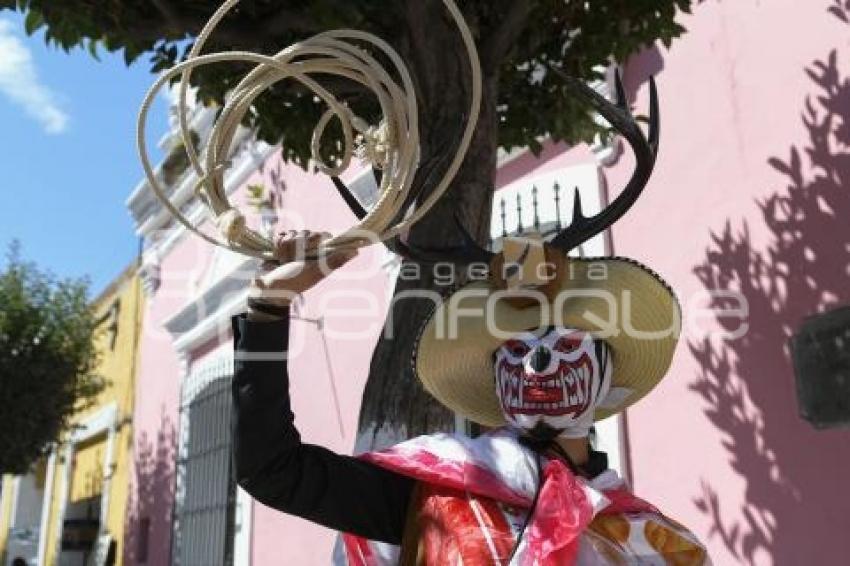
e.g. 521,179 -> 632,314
126,235 -> 212,565
608,1 -> 850,564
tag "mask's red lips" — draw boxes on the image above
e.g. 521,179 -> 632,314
498,354 -> 593,418
524,383 -> 563,403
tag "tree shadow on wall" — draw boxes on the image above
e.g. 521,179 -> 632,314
123,410 -> 176,566
688,39 -> 850,565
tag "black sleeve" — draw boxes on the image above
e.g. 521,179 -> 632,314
231,312 -> 414,545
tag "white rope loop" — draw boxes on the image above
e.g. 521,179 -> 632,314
137,0 -> 481,260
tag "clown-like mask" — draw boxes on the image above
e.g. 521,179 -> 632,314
493,327 -> 612,439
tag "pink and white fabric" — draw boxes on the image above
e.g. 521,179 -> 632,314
341,429 -> 709,565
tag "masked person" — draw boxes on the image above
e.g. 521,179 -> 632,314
232,76 -> 709,565
232,235 -> 709,565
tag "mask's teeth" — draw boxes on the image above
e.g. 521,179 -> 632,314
569,368 -> 579,405
580,365 -> 589,403
561,370 -> 569,407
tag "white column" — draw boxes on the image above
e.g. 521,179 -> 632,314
97,415 -> 118,539
36,451 -> 57,566
52,443 -> 74,565
233,487 -> 253,566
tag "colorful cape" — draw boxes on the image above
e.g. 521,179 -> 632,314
342,429 -> 709,565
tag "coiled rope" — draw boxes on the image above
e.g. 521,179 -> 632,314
137,0 -> 482,260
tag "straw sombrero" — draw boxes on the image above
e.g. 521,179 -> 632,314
412,251 -> 680,427
402,68 -> 671,426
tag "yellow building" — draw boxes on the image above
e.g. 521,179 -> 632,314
0,263 -> 143,566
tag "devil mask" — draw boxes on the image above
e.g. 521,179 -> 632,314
493,327 -> 612,440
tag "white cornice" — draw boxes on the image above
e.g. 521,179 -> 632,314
134,138 -> 273,238
136,142 -> 277,263
172,289 -> 250,355
162,257 -> 256,354
126,105 -> 214,207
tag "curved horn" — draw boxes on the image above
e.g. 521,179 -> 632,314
331,176 -> 369,220
548,67 -> 659,253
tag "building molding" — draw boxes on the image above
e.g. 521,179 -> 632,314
51,402 -> 120,564
130,139 -> 276,268
126,106 -> 217,227
70,403 -> 118,444
162,257 -> 256,355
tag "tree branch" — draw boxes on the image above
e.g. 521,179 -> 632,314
133,3 -> 323,47
481,1 -> 534,72
150,0 -> 184,36
259,6 -> 324,37
285,75 -> 371,98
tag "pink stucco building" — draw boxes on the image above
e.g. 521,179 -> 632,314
608,2 -> 850,564
123,1 -> 850,565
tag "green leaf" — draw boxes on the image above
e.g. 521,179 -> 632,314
23,8 -> 43,35
12,0 -> 696,170
86,38 -> 100,61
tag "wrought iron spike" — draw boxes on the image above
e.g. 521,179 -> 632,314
500,197 -> 508,237
572,187 -> 585,223
553,182 -> 563,231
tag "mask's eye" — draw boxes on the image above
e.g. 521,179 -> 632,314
554,335 -> 582,352
503,339 -> 530,357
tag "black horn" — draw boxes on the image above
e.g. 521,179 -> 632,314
547,67 -> 659,253
331,176 -> 368,220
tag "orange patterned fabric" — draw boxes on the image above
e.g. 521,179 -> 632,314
409,485 -> 710,565
347,430 -> 710,565
418,483 -> 516,565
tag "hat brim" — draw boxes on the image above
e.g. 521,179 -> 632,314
413,257 -> 681,426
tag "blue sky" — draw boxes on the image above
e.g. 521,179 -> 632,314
0,11 -> 170,295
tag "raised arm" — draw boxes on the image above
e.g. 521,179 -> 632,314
231,232 -> 414,544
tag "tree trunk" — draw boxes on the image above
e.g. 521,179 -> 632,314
354,2 -> 502,451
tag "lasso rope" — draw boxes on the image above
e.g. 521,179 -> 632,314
137,0 -> 482,260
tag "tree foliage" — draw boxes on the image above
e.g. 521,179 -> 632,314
0,243 -> 103,474
0,0 -> 696,444
0,0 -> 692,166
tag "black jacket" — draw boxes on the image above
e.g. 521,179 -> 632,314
231,312 -> 414,545
230,310 -> 609,546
